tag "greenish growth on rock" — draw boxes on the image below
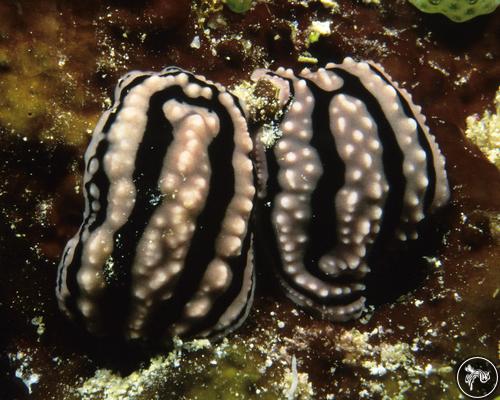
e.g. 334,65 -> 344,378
490,213 -> 500,241
306,20 -> 332,45
74,335 -> 301,400
231,79 -> 282,125
0,48 -> 10,71
0,9 -> 101,145
298,53 -> 318,64
224,0 -> 253,13
408,0 -> 500,22
319,0 -> 340,11
465,86 -> 500,169
193,0 -> 224,28
232,78 -> 286,149
334,328 -> 463,399
76,339 -> 213,400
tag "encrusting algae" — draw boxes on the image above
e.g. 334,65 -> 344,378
71,318 -> 466,400
74,332 -> 316,400
0,6 -> 101,146
465,86 -> 500,170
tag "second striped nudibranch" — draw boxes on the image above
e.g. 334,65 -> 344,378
252,57 -> 449,321
56,58 -> 449,343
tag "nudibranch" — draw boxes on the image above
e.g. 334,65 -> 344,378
251,57 -> 449,321
56,58 -> 449,343
56,67 -> 256,341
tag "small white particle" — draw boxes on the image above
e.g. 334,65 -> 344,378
190,36 -> 201,49
369,365 -> 387,376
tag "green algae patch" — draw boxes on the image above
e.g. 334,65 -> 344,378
319,0 -> 340,11
409,0 -> 500,22
0,4 -> 102,146
73,335 -> 311,400
224,0 -> 254,14
465,86 -> 500,169
70,313 -> 475,400
306,20 -> 332,46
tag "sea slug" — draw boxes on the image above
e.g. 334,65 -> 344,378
252,58 -> 449,321
56,67 -> 256,342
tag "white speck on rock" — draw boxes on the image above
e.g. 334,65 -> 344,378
368,364 -> 387,376
190,35 -> 201,49
10,352 -> 41,394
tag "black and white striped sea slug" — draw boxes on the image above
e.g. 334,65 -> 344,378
252,57 -> 449,322
56,58 -> 449,342
56,67 -> 256,341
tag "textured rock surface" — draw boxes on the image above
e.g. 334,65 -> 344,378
0,1 -> 499,399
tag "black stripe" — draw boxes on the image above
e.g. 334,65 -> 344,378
206,268 -> 255,339
183,229 -> 254,338
144,85 -> 241,340
328,68 -> 407,266
183,161 -> 259,338
259,74 -> 363,307
368,64 -> 436,214
302,78 -> 346,280
56,247 -> 70,292
63,74 -> 150,327
98,85 -> 179,335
